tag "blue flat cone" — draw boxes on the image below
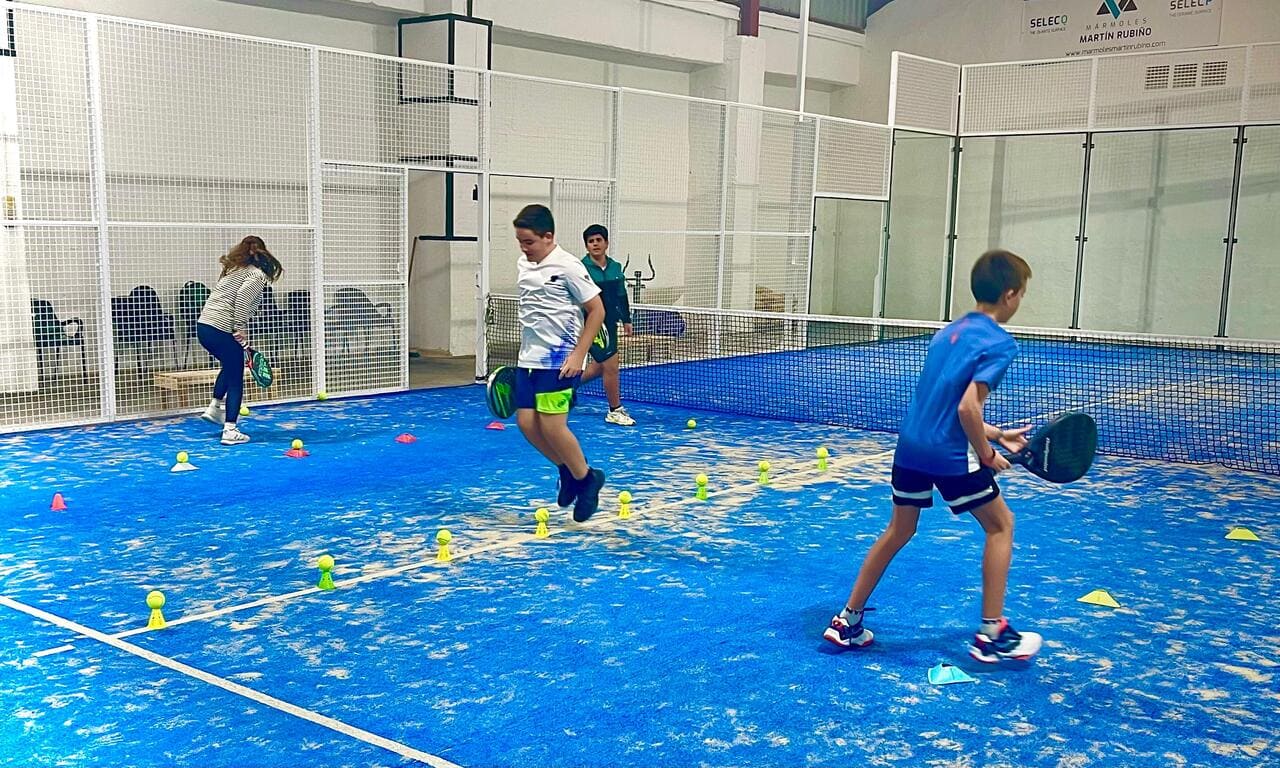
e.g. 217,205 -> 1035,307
928,663 -> 977,685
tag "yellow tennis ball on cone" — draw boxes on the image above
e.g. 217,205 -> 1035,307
291,439 -> 303,450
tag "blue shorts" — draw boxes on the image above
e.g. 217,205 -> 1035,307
890,464 -> 1000,514
514,367 -> 580,414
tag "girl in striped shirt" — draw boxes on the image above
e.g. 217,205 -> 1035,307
197,235 -> 284,445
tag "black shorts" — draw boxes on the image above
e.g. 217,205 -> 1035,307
890,464 -> 1000,514
588,322 -> 619,364
513,368 -> 580,414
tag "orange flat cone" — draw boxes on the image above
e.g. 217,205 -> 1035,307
50,493 -> 67,511
395,433 -> 417,444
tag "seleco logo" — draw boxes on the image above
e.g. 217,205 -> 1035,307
1029,14 -> 1069,28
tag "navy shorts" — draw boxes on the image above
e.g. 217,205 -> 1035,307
514,367 -> 580,414
890,463 -> 1000,514
588,322 -> 619,364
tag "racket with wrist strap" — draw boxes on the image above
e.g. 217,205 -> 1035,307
1001,412 -> 1096,483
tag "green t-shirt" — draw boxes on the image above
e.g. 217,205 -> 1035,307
582,255 -> 632,325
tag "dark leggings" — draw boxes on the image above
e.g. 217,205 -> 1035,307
196,322 -> 244,423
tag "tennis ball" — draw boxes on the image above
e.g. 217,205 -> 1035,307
317,554 -> 334,571
436,529 -> 452,545
145,590 -> 165,609
696,473 -> 708,485
291,439 -> 303,450
686,419 -> 697,429
535,508 -> 549,523
239,405 -> 250,416
817,446 -> 829,459
618,490 -> 632,504
758,460 -> 770,472
176,451 -> 188,464
316,391 -> 328,401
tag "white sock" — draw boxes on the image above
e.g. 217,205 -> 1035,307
209,398 -> 222,410
839,606 -> 863,622
223,422 -> 238,433
980,617 -> 1004,639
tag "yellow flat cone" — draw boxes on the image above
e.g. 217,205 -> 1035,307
1225,527 -> 1260,541
1078,589 -> 1120,608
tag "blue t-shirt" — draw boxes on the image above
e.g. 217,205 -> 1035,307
894,312 -> 1018,476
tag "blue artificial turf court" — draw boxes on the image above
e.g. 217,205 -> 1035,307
1,384 -> 1278,767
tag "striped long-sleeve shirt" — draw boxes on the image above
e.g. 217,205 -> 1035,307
198,266 -> 269,336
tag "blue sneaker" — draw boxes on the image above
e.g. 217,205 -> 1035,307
968,619 -> 1042,663
823,608 -> 874,649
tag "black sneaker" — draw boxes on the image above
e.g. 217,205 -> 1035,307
557,465 -> 578,507
572,468 -> 606,522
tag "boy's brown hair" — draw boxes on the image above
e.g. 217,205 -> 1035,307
970,249 -> 1031,304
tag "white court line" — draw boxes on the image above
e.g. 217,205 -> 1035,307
0,595 -> 461,768
30,446 -> 897,659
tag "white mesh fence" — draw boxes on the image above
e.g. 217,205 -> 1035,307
488,74 -> 613,180
1245,43 -> 1280,124
890,53 -> 960,135
319,49 -> 482,171
33,6 -> 1278,433
1093,46 -> 1248,131
961,43 -> 1280,135
98,20 -> 311,224
961,59 -> 1094,135
814,117 -> 891,200
321,166 -> 406,395
11,8 -> 93,223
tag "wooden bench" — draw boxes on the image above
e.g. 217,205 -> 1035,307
154,367 -> 279,408
619,332 -> 679,363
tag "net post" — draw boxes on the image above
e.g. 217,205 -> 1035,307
474,70 -> 491,382
1217,125 -> 1246,338
307,47 -> 327,396
85,16 -> 115,421
1071,133 -> 1094,330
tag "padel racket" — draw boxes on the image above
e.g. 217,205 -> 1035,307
1004,412 -> 1096,483
485,366 -> 517,419
245,347 -> 274,388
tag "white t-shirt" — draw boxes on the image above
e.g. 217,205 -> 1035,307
517,245 -> 601,369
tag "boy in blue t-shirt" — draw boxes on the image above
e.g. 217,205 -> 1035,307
825,250 -> 1041,663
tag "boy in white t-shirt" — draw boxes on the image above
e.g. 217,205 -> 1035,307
512,204 -> 608,522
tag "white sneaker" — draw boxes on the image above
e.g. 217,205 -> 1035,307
220,425 -> 250,445
968,619 -> 1042,663
604,407 -> 636,427
200,403 -> 226,425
